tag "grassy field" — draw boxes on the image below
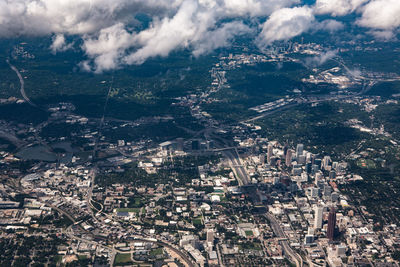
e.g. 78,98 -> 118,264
357,159 -> 376,169
116,208 -> 140,214
192,217 -> 202,226
114,253 -> 133,266
150,248 -> 164,257
245,230 -> 254,237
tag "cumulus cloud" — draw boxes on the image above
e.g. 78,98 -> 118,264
315,20 -> 345,33
368,30 -> 396,40
357,0 -> 400,30
81,23 -> 135,72
191,21 -> 252,57
1,0 -> 400,72
81,1 -> 253,71
257,6 -> 315,47
0,0 -> 180,37
0,0 -> 303,71
50,34 -> 73,54
304,50 -> 337,67
220,0 -> 301,17
124,1 -> 253,65
314,0 -> 368,16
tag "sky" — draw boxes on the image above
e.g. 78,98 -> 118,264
0,0 -> 400,72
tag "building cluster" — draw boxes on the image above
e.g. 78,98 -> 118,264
0,41 -> 400,266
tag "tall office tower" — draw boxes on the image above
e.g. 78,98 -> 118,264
314,206 -> 324,229
259,154 -> 265,165
315,172 -> 323,185
298,155 -> 306,165
332,161 -> 338,170
306,152 -> 312,163
331,192 -> 339,202
323,184 -> 332,198
283,144 -> 289,157
327,207 -> 336,241
267,144 -> 273,164
285,149 -> 293,167
306,162 -> 312,174
323,156 -> 331,170
296,144 -> 304,158
314,159 -> 322,170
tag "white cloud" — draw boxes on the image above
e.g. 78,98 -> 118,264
0,0 -> 180,37
221,0 -> 301,17
315,19 -> 345,33
0,0 -> 304,71
1,0 -> 399,72
314,0 -> 368,16
85,0 -> 253,71
192,21 -> 251,57
304,50 -> 337,67
50,34 -> 73,54
257,6 -> 315,47
357,0 -> 400,30
368,30 -> 396,40
124,0 -> 200,65
81,23 -> 135,72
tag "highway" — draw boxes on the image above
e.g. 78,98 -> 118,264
266,213 -> 303,267
49,200 -> 197,267
136,238 -> 196,267
243,59 -> 397,125
206,130 -> 251,185
222,148 -> 250,185
7,60 -> 37,107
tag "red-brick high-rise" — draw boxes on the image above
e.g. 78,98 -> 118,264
327,207 -> 336,241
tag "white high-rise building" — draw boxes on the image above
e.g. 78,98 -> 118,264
323,156 -> 331,170
296,144 -> 304,158
285,149 -> 293,167
314,206 -> 324,229
267,144 -> 273,164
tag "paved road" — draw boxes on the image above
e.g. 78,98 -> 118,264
206,130 -> 251,185
243,94 -> 355,123
266,213 -> 303,267
222,148 -> 250,185
7,60 -> 37,107
134,238 -> 196,267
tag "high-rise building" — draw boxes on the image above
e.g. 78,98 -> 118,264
298,155 -> 306,165
323,184 -> 332,198
327,207 -> 336,241
259,154 -> 265,165
314,159 -> 322,169
315,172 -> 323,185
306,162 -> 312,174
311,187 -> 320,198
323,156 -> 331,170
332,161 -> 338,170
283,144 -> 289,157
267,144 -> 273,164
285,149 -> 293,167
314,206 -> 324,229
304,234 -> 314,245
331,192 -> 339,202
296,144 -> 304,158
